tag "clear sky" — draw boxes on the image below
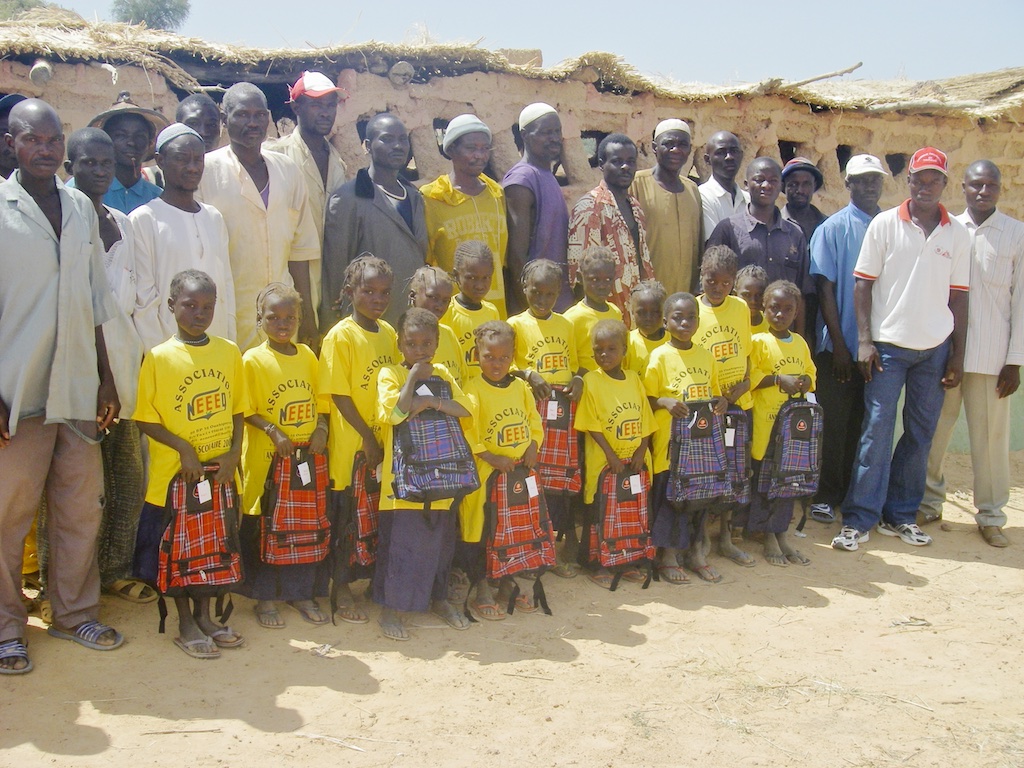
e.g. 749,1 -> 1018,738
59,0 -> 1021,85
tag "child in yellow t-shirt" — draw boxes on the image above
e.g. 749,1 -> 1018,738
750,281 -> 816,567
408,266 -> 467,387
695,245 -> 756,569
625,279 -> 669,374
575,319 -> 655,590
736,264 -> 769,335
375,308 -> 474,641
442,240 -> 500,379
508,258 -> 584,577
239,283 -> 329,629
318,255 -> 398,623
645,293 -> 728,584
564,246 -> 624,373
461,321 -> 543,618
134,269 -> 245,659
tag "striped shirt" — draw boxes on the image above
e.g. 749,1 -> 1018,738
955,210 -> 1024,374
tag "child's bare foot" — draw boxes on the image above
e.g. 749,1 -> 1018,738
656,548 -> 689,585
553,530 -> 580,578
254,600 -> 285,628
287,599 -> 330,625
334,583 -> 369,624
720,534 -> 756,567
378,607 -> 409,641
431,599 -> 471,630
468,579 -> 505,621
683,549 -> 723,583
447,568 -> 471,605
175,605 -> 217,657
511,576 -> 539,612
763,532 -> 789,567
586,567 -> 614,590
777,532 -> 811,565
196,614 -> 244,648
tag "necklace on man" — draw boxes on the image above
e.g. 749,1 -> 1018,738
376,182 -> 407,201
175,334 -> 209,346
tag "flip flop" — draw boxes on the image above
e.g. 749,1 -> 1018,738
378,617 -> 409,641
467,600 -> 506,621
38,599 -> 52,626
0,639 -> 32,675
587,571 -> 614,590
431,601 -> 472,630
784,551 -> 811,566
173,635 -> 220,659
209,626 -> 245,648
334,603 -> 370,625
656,565 -> 690,585
764,553 -> 790,568
103,578 -> 158,604
514,593 -> 539,614
621,568 -> 648,584
47,620 -> 124,651
287,601 -> 330,626
724,549 -> 757,568
687,563 -> 723,583
254,606 -> 285,629
551,562 -> 579,579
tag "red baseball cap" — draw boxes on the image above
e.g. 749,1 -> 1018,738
909,147 -> 948,176
288,71 -> 347,102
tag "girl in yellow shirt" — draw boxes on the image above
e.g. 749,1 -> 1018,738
442,240 -> 500,379
625,279 -> 669,374
408,265 -> 467,386
736,264 -> 769,335
564,246 -> 624,373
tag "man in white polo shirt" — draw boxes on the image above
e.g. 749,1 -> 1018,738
920,160 -> 1023,547
832,147 -> 971,551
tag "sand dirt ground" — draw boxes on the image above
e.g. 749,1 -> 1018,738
3,451 -> 1023,768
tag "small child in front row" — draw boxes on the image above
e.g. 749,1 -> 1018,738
749,280 -> 816,566
645,293 -> 728,584
508,259 -> 584,577
564,246 -> 623,373
375,308 -> 474,640
318,255 -> 398,623
735,264 -> 769,335
624,279 -> 669,374
442,240 -> 500,379
461,321 -> 544,618
239,283 -> 329,628
408,265 -> 468,386
575,319 -> 655,590
134,269 -> 245,659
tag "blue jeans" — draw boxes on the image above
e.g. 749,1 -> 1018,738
840,339 -> 950,532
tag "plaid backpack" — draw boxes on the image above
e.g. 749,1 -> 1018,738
535,390 -> 582,495
158,467 -> 243,597
757,397 -> 824,500
667,401 -> 731,505
723,406 -> 752,506
588,468 -> 655,588
391,377 -> 480,504
485,466 -> 556,584
349,451 -> 380,568
260,447 -> 330,566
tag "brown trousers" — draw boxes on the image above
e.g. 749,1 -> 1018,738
0,417 -> 103,642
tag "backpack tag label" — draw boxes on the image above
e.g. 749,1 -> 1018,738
546,399 -> 559,421
297,461 -> 311,487
416,384 -> 433,396
195,479 -> 212,505
525,475 -> 539,498
629,474 -> 643,495
725,427 -> 736,447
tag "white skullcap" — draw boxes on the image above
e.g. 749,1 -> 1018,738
156,122 -> 204,153
442,114 -> 491,154
654,119 -> 691,139
518,102 -> 557,130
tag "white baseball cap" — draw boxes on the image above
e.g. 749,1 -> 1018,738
845,154 -> 888,179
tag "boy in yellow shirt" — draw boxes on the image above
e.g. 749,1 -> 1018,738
625,279 -> 669,374
736,264 -> 769,335
564,246 -> 624,373
442,240 -> 500,379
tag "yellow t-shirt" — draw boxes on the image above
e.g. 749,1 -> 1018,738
575,368 -> 656,503
441,296 -> 500,380
750,331 -> 817,461
696,294 -> 753,410
317,316 -> 398,490
624,327 -> 668,375
376,363 -> 474,512
459,375 -> 544,543
643,343 -> 721,475
563,300 -> 624,373
240,342 -> 326,515
507,309 -> 578,386
134,336 -> 246,506
435,323 -> 468,388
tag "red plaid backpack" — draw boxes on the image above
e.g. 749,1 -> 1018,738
535,390 -> 582,495
589,467 -> 655,589
158,467 -> 243,597
723,406 -> 752,505
485,467 -> 556,579
260,446 -> 330,566
392,376 -> 480,504
349,451 -> 380,568
757,396 -> 824,500
667,402 -> 731,506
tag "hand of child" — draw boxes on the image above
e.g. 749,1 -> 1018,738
605,453 -> 626,475
724,379 -> 750,403
209,447 -> 241,484
483,452 -> 516,473
528,371 -> 552,401
564,376 -> 583,402
178,445 -> 204,484
659,397 -> 689,419
270,427 -> 295,458
777,374 -> 804,396
522,441 -> 538,469
362,436 -> 383,469
711,396 -> 729,415
628,446 -> 646,473
410,361 -> 434,382
309,425 -> 328,455
409,395 -> 433,416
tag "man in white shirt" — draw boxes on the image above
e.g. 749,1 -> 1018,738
920,160 -> 1023,547
699,131 -> 748,241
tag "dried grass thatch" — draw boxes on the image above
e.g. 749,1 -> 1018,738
1,10 -> 1022,119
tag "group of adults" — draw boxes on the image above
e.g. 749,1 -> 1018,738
0,69 -> 1020,675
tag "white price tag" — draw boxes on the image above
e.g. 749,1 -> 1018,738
629,474 -> 643,495
805,393 -> 817,404
525,475 -> 539,498
196,479 -> 212,504
546,399 -> 559,421
375,463 -> 383,481
297,461 -> 311,486
416,384 -> 433,396
725,427 -> 736,447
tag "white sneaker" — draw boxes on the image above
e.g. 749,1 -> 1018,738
831,526 -> 869,551
877,522 -> 932,546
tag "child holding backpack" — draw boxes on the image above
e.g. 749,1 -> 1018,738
134,269 -> 245,659
408,265 -> 467,386
239,283 -> 330,628
750,280 -> 817,566
375,308 -> 474,641
318,255 -> 398,623
575,319 -> 656,590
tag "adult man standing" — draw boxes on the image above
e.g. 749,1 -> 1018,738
568,133 -> 654,320
781,156 -> 828,350
503,103 -> 571,313
0,93 -> 26,180
699,130 -> 748,241
630,118 -> 703,294
266,71 -> 348,329
0,99 -> 124,674
920,160 -> 1023,547
832,147 -> 970,552
320,112 -> 427,330
808,155 -> 888,523
176,93 -> 222,154
198,82 -> 319,349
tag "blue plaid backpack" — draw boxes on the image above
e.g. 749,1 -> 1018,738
723,406 -> 752,505
757,396 -> 824,500
391,376 -> 480,504
667,401 -> 731,505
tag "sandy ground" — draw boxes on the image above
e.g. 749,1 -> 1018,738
3,451 -> 1024,768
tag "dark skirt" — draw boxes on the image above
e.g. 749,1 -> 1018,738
747,461 -> 798,534
373,509 -> 456,612
649,472 -> 692,550
235,513 -> 318,602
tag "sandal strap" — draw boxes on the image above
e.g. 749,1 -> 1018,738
0,638 -> 29,660
73,620 -> 115,644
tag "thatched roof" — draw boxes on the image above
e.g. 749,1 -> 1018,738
2,10 -> 1022,119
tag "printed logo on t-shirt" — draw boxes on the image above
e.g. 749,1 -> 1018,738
934,246 -> 951,260
709,340 -> 738,363
279,399 -> 317,428
188,388 -> 228,421
617,418 -> 643,440
538,351 -> 569,373
498,422 -> 530,447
